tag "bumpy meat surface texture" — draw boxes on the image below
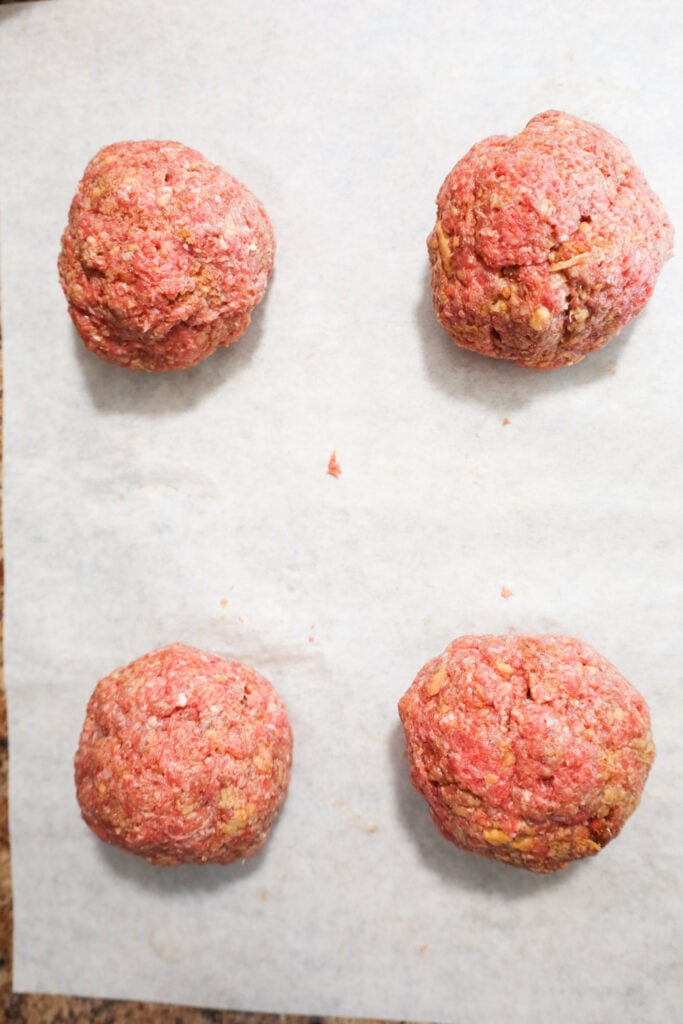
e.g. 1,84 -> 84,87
59,141 -> 275,371
398,635 -> 654,873
428,111 -> 673,369
75,644 -> 292,865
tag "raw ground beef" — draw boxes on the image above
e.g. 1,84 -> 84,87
428,111 -> 673,369
59,141 -> 275,371
398,635 -> 654,872
75,644 -> 292,865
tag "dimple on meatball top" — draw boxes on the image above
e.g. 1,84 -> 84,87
398,635 -> 655,873
74,644 -> 293,865
428,111 -> 673,369
59,141 -> 275,371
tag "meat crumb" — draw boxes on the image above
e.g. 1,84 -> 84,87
331,798 -> 378,835
502,417 -> 511,426
327,451 -> 342,478
501,585 -> 513,599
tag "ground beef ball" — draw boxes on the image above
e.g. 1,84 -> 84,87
428,111 -> 673,369
398,635 -> 654,873
59,141 -> 275,371
74,644 -> 292,865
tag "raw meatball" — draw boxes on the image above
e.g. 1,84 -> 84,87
398,635 -> 654,873
59,141 -> 275,371
75,644 -> 292,865
428,111 -> 673,369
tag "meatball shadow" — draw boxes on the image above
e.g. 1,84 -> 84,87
0,5 -> 32,25
388,721 -> 580,897
74,282 -> 273,417
416,267 -> 638,413
95,833 -> 269,894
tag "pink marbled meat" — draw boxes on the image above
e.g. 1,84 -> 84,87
399,635 -> 654,873
428,111 -> 673,369
75,644 -> 292,865
59,141 -> 275,371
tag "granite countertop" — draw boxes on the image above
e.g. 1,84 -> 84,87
0,3 -> 389,1021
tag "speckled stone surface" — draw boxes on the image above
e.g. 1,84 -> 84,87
0,4 -> 403,1020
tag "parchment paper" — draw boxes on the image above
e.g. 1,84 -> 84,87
1,1 -> 682,1019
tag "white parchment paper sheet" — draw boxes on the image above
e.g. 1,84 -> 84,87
1,0 -> 682,1019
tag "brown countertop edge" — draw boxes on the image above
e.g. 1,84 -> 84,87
0,3 -> 414,1022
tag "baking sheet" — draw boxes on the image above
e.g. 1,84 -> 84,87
1,0 -> 682,1019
